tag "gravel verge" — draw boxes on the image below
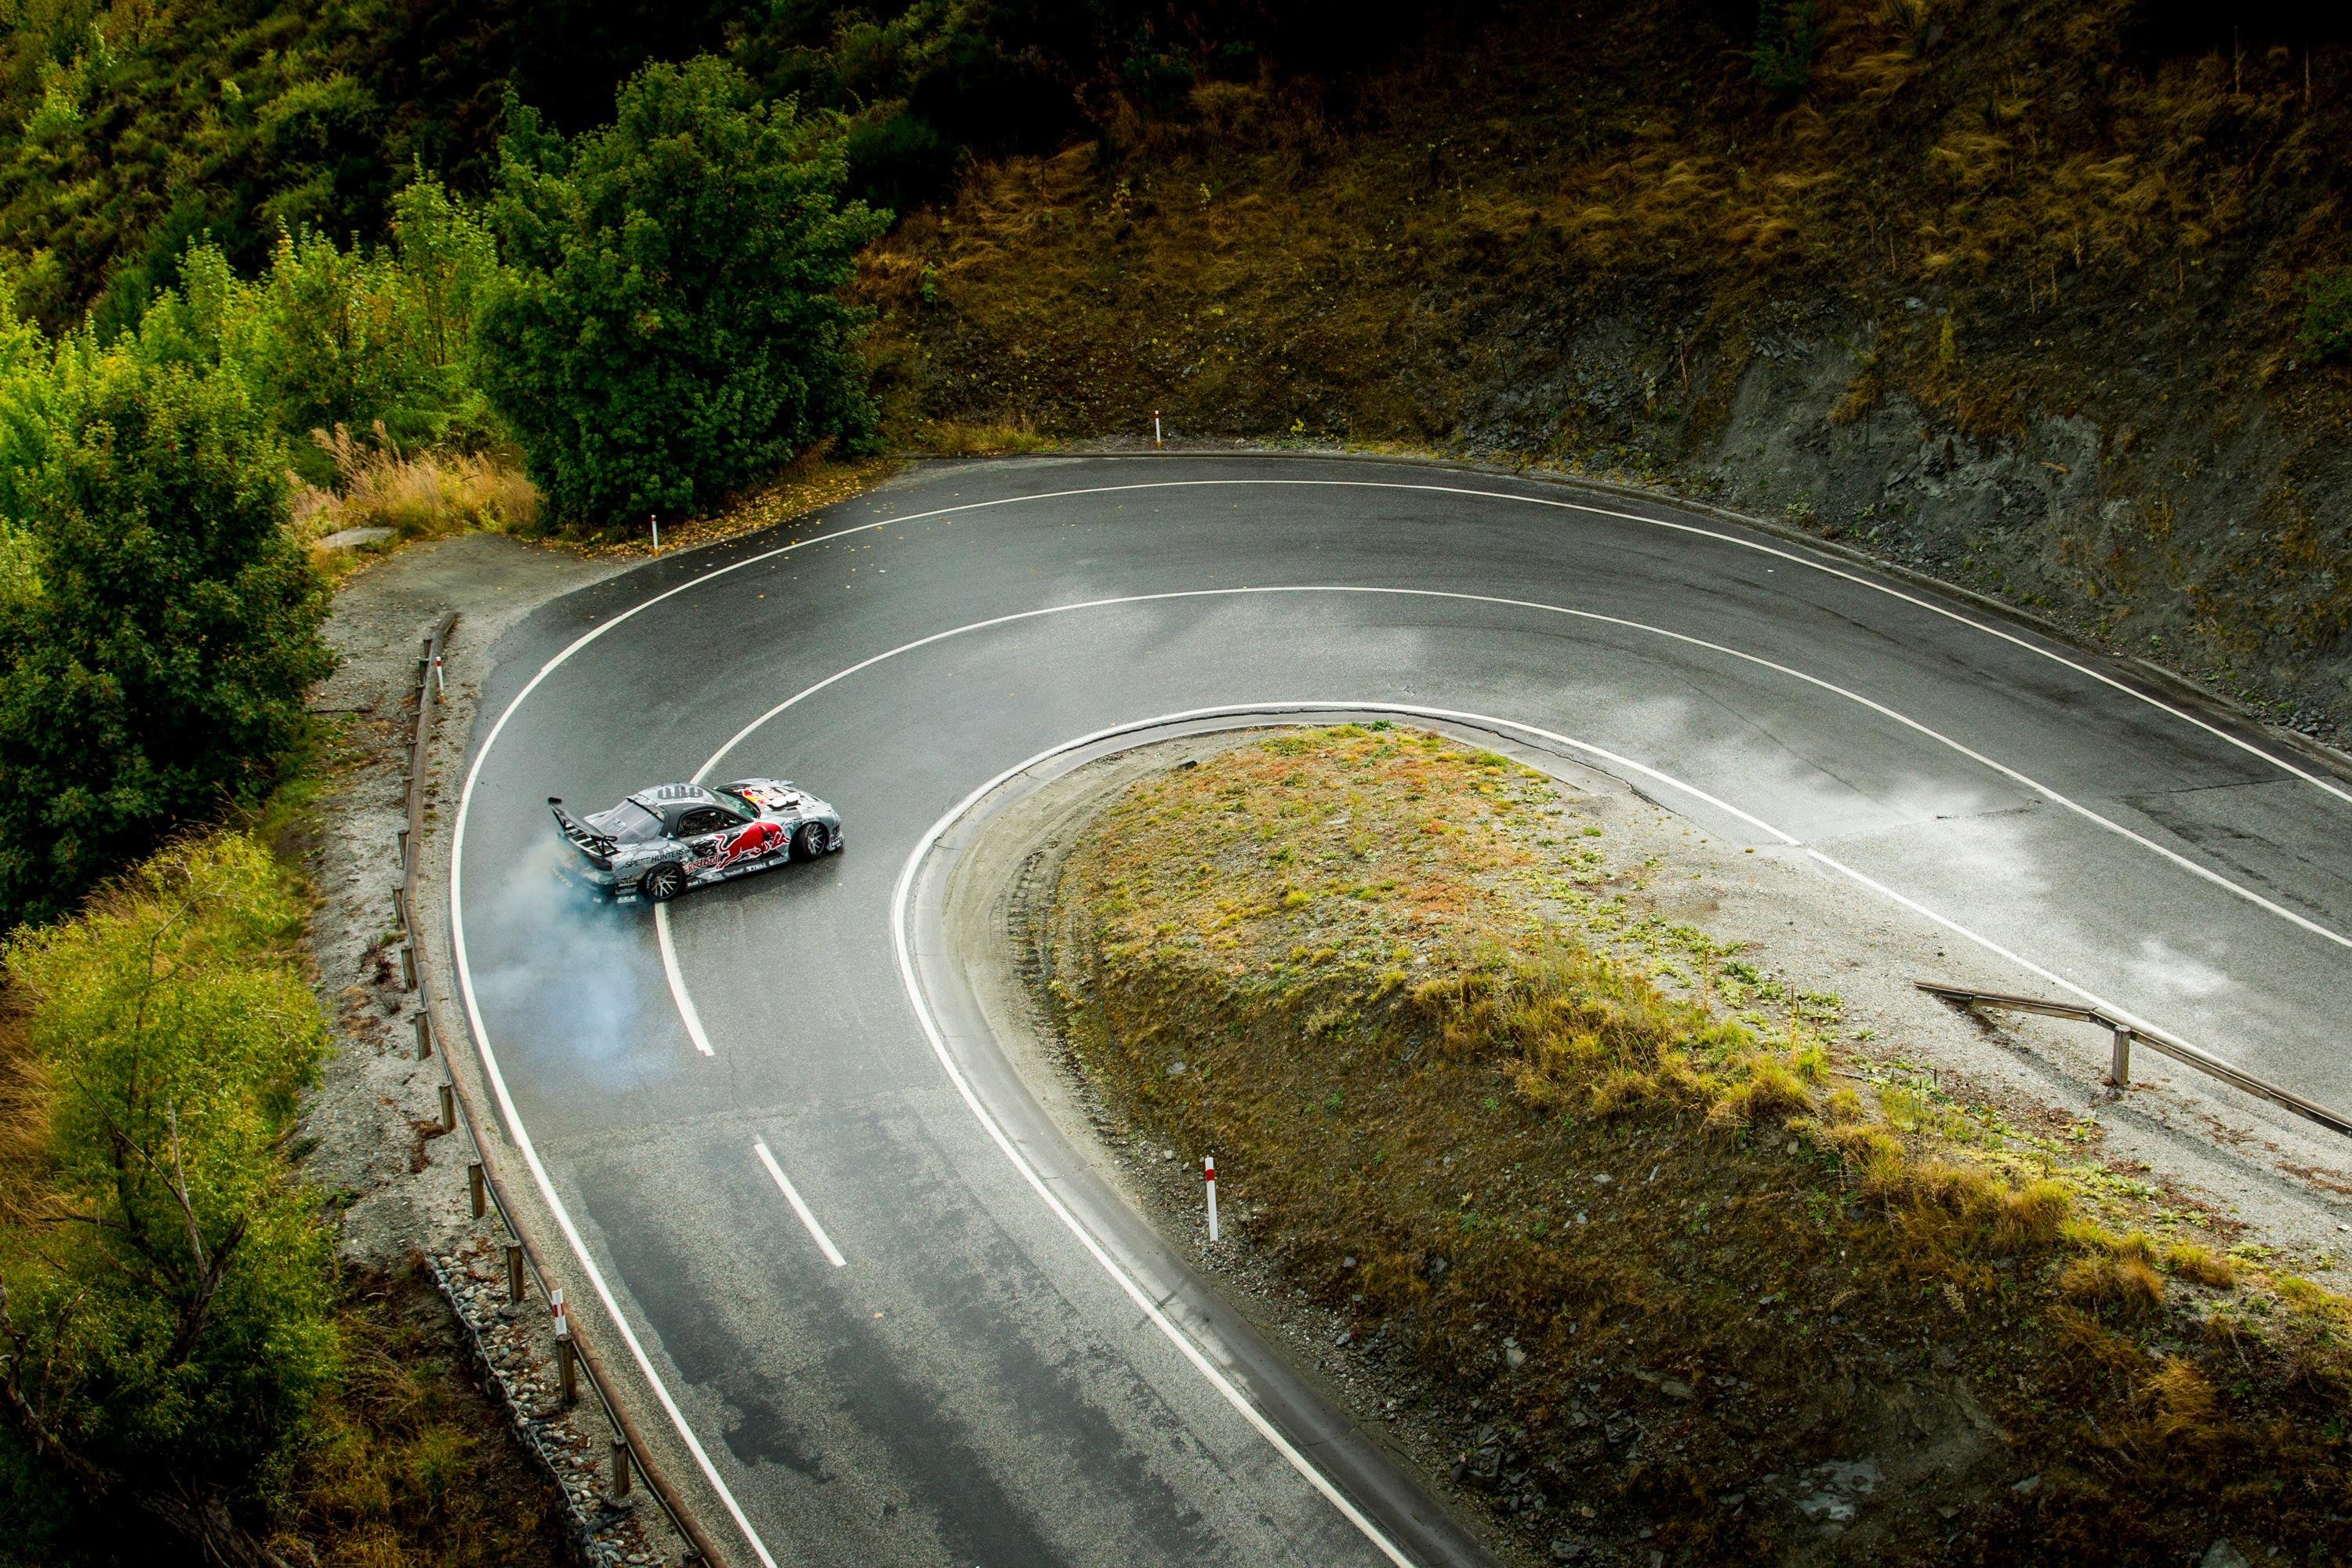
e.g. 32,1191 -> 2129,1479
303,531 -> 683,1567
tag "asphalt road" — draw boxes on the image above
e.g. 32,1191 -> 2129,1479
446,456 -> 2352,1568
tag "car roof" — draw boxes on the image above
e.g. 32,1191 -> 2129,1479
627,782 -> 720,822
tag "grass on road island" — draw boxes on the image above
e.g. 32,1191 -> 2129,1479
1043,724 -> 2352,1566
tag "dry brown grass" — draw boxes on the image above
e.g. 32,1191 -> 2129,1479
2060,1250 -> 2168,1316
911,416 -> 1055,456
294,423 -> 539,545
2165,1241 -> 2236,1289
862,1 -> 2352,460
1046,725 -> 2352,1563
0,985 -> 50,1234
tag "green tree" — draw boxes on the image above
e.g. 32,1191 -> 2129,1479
0,341 -> 333,931
0,833 -> 337,1563
477,56 -> 891,526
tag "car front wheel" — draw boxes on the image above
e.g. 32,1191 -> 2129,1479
792,822 -> 829,862
641,863 -> 687,902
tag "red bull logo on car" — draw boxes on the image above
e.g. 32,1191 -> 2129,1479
691,818 -> 788,873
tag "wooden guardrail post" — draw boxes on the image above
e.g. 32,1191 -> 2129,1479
610,1438 -> 633,1501
2107,1024 -> 2133,1092
394,610 -> 735,1566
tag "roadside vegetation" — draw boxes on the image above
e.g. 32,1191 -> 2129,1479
855,2 -> 2352,734
0,822 -> 568,1567
1045,726 -> 2352,1564
864,1 -> 2352,445
0,12 -> 924,1561
0,44 -> 892,928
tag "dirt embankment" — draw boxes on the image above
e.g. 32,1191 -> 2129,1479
1037,725 -> 2352,1567
861,2 -> 2352,738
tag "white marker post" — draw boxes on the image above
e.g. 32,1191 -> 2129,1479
432,653 -> 445,699
650,513 -> 660,554
1154,411 -> 1163,448
550,1287 -> 578,1406
1203,1155 -> 1219,1242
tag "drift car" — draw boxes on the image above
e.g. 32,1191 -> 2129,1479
548,779 -> 842,903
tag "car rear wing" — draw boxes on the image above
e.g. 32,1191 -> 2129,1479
547,797 -> 617,863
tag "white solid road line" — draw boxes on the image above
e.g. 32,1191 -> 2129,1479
454,472 -> 2352,1568
753,1140 -> 848,1268
889,752 -> 1421,1568
688,586 -> 2352,954
654,904 -> 716,1056
880,699 -> 2301,1568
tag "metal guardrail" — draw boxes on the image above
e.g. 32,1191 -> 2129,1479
1914,978 -> 2352,1140
396,614 -> 724,1567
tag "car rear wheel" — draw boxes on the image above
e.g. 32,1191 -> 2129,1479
641,863 -> 687,902
793,822 -> 829,862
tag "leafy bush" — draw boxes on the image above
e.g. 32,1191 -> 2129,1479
2303,268 -> 2352,361
0,833 -> 336,1562
142,180 -> 507,483
0,339 -> 333,931
908,35 -> 1079,153
1751,0 -> 1820,96
847,107 -> 964,216
1120,51 -> 1198,117
477,57 -> 891,526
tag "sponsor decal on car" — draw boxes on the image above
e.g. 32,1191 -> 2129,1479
689,818 -> 789,873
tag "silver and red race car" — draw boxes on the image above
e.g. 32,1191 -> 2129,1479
548,779 -> 843,903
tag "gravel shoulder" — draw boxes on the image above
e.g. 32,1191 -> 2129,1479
303,530 -> 684,1567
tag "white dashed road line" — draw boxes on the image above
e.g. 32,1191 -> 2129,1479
753,1141 -> 848,1268
655,903 -> 715,1056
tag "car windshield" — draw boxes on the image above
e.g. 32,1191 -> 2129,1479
715,788 -> 759,818
601,800 -> 664,844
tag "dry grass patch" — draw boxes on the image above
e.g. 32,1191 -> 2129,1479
1045,725 -> 2352,1565
295,423 -> 539,546
911,416 -> 1056,456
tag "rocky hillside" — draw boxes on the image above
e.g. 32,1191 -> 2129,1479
858,0 -> 2352,738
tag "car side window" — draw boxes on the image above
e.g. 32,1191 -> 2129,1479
675,808 -> 732,837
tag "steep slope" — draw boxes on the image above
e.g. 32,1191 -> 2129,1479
859,0 -> 2352,736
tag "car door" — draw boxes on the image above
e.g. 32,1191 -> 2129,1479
673,805 -> 739,882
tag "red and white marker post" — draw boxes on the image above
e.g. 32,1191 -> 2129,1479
1203,1155 -> 1219,1243
432,653 -> 445,699
1154,410 -> 1163,448
550,1286 -> 578,1406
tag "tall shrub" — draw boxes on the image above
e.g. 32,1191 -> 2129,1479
477,56 -> 891,526
0,834 -> 336,1562
151,178 -> 506,470
0,344 -> 332,931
